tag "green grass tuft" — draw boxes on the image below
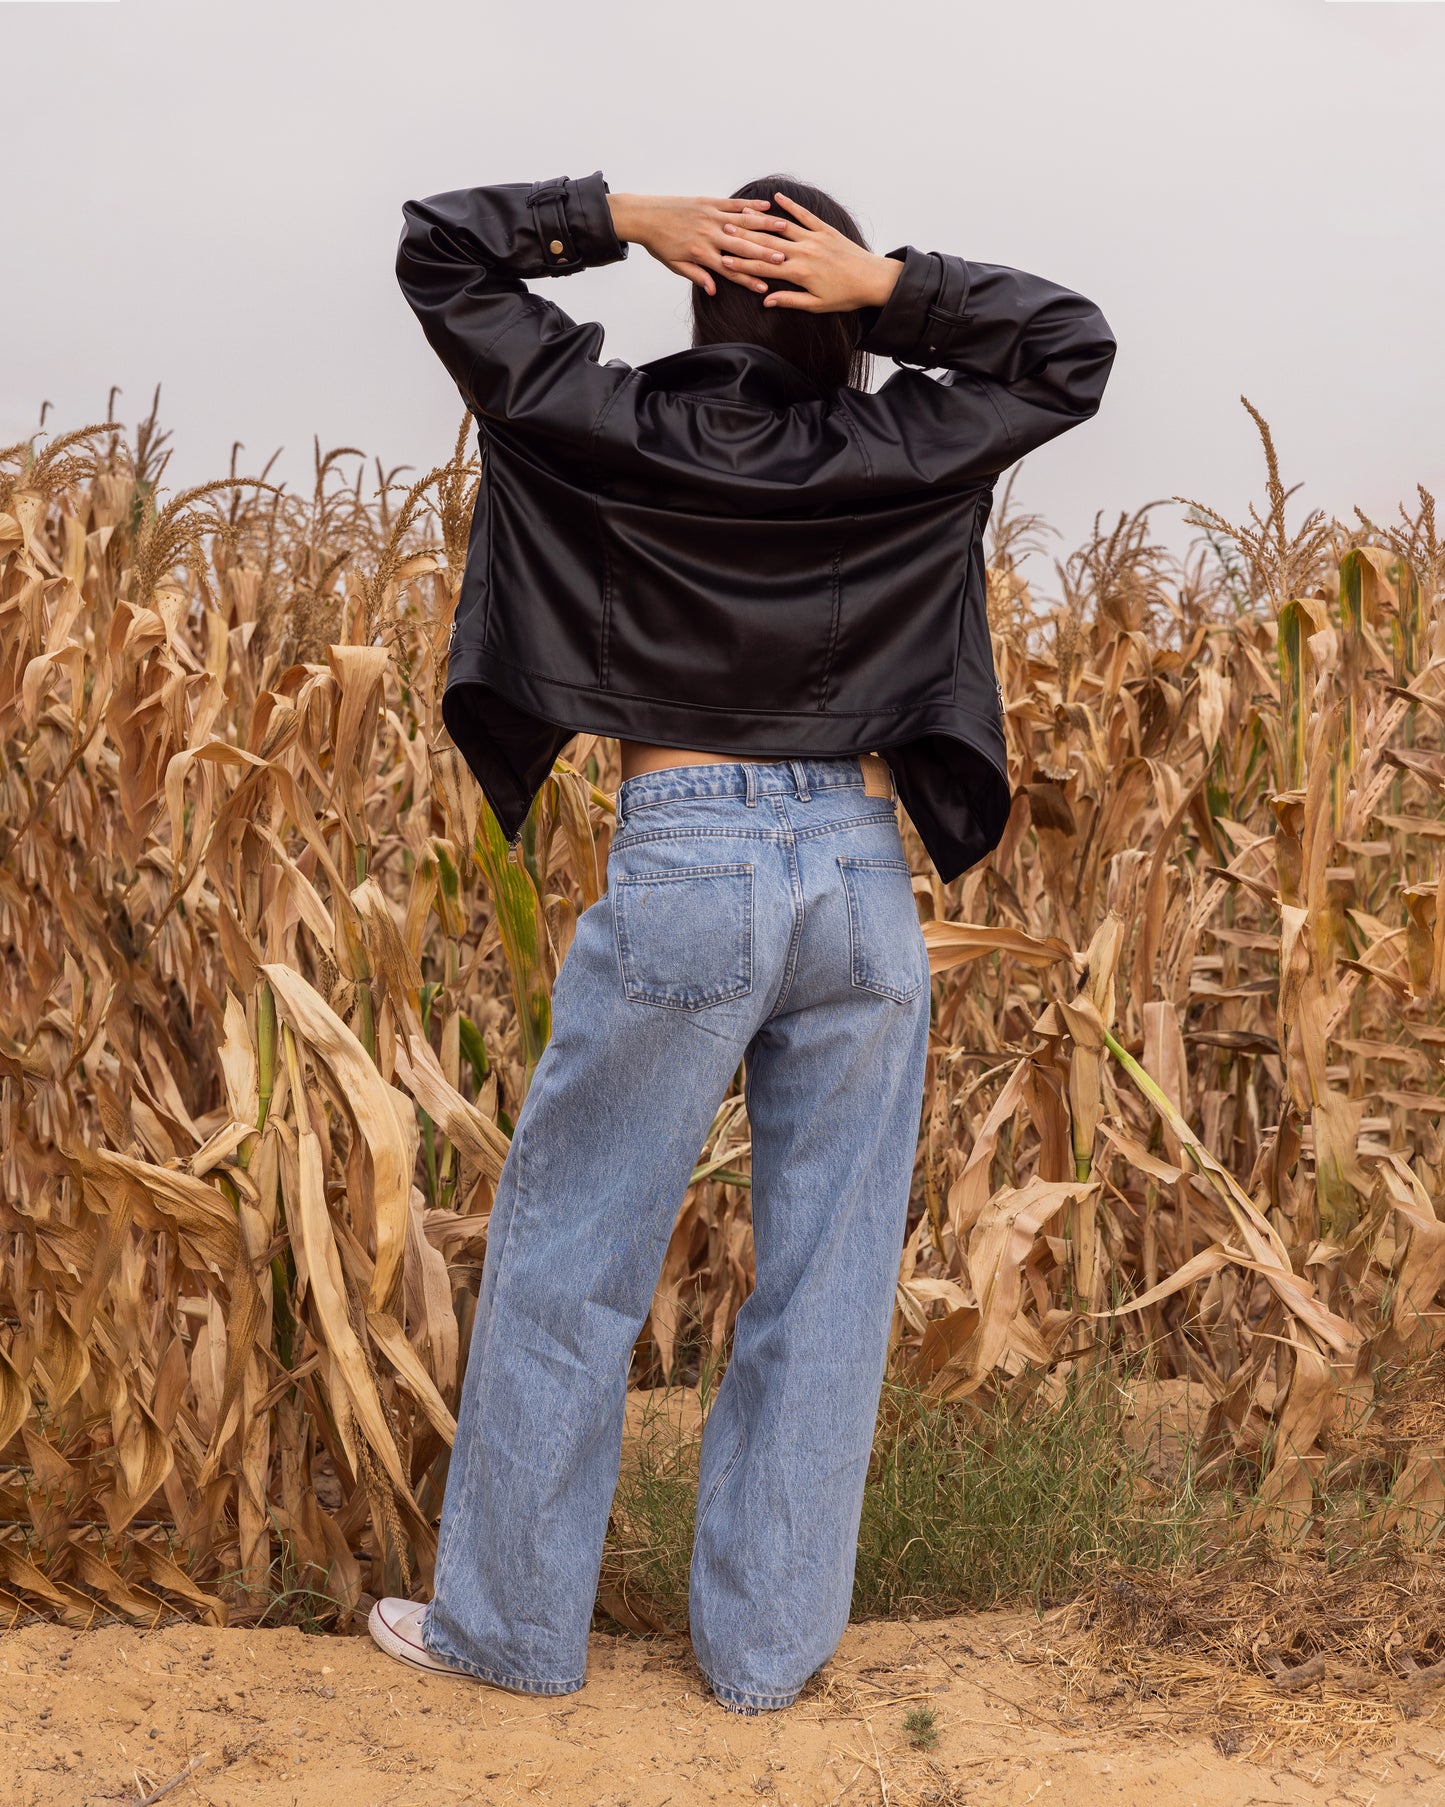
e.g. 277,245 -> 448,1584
600,1357 -> 1203,1634
903,1703 -> 938,1749
852,1364 -> 1200,1617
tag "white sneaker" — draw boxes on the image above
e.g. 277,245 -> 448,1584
368,1598 -> 469,1678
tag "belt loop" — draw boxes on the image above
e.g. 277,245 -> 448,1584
789,758 -> 810,801
614,781 -> 626,829
744,762 -> 757,808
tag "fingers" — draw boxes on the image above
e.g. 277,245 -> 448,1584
672,260 -> 717,296
720,224 -> 793,257
762,288 -> 826,312
715,215 -> 789,292
722,211 -> 797,237
719,254 -> 782,293
720,237 -> 786,267
771,191 -> 827,231
718,259 -> 770,293
714,195 -> 770,212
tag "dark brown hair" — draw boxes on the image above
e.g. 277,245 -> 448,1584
690,174 -> 874,394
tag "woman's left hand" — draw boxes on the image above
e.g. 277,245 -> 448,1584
717,192 -> 903,313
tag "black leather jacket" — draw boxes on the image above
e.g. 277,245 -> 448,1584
396,171 -> 1115,880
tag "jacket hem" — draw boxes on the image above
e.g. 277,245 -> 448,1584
448,647 -> 1002,761
441,654 -> 1011,884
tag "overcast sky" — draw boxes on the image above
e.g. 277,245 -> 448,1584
4,0 -> 1442,579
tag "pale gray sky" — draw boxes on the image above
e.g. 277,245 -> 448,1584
4,0 -> 1442,575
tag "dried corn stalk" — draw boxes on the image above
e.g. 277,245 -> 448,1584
2,398 -> 1445,1620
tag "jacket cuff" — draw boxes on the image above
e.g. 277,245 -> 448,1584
526,170 -> 629,275
856,245 -> 971,367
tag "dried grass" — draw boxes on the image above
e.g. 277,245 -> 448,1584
3,397 -> 1445,1662
1030,1560 -> 1445,1752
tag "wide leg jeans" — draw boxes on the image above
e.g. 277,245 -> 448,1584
422,754 -> 933,1712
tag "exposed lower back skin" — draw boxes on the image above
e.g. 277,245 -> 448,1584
617,737 -> 738,782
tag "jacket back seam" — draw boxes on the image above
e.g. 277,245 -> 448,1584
458,647 -> 947,717
960,370 -> 1017,466
593,491 -> 612,689
461,305 -> 547,407
588,375 -> 636,691
950,492 -> 983,705
835,398 -> 875,486
481,441 -> 494,650
817,528 -> 851,713
643,390 -> 825,414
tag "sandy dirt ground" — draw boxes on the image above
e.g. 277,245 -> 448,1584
6,1611 -> 1445,1807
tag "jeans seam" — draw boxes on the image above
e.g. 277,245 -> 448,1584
693,1426 -> 746,1539
430,1110 -> 530,1612
764,797 -> 805,1016
794,810 -> 902,842
840,854 -> 863,994
615,780 -> 868,821
609,810 -> 898,853
611,829 -> 779,853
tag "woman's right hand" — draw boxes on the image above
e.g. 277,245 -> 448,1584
605,193 -> 787,298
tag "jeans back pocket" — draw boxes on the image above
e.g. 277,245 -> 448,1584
837,856 -> 927,1003
613,862 -> 754,1010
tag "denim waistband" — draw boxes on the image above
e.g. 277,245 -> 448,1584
614,753 -> 889,824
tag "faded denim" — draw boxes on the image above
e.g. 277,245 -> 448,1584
422,754 -> 933,1712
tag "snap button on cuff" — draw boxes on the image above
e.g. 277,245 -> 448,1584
549,238 -> 565,256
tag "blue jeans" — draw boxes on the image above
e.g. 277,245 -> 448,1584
422,754 -> 932,1712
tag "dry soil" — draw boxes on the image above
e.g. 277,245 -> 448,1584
6,1610 -> 1445,1807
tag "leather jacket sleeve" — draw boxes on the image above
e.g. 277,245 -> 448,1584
396,171 -> 631,438
851,245 -> 1116,483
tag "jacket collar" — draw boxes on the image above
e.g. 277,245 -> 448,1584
635,341 -> 829,407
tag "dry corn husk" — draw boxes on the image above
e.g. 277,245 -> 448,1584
3,406 -> 1445,1621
